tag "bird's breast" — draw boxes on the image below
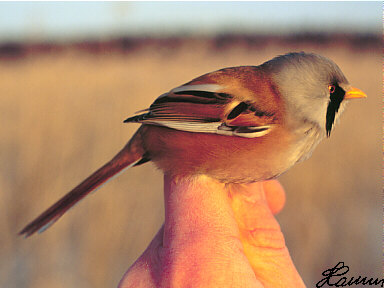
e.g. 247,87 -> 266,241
141,124 -> 321,183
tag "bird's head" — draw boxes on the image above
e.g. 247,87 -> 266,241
264,52 -> 366,136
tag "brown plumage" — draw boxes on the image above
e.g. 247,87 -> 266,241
19,52 -> 366,237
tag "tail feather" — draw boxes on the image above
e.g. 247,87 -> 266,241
19,131 -> 146,237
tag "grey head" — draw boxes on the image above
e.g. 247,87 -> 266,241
262,52 -> 351,136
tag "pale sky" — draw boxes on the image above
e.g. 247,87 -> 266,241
0,2 -> 380,42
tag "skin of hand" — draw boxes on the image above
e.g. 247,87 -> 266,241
118,175 -> 305,288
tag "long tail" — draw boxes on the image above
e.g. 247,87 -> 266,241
19,129 -> 148,237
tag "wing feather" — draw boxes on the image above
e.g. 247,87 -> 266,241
171,84 -> 222,93
124,84 -> 276,138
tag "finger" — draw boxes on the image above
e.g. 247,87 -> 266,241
117,226 -> 164,288
161,174 -> 263,287
228,182 -> 305,287
263,180 -> 286,215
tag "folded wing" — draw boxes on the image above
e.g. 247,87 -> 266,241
124,84 -> 276,138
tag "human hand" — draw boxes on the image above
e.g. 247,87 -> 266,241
118,175 -> 305,288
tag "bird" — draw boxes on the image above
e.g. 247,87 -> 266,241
19,52 -> 366,237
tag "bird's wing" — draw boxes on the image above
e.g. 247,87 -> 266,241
124,84 -> 277,138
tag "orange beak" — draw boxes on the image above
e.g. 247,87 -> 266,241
344,87 -> 367,100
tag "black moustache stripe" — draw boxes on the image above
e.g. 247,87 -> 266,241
326,85 -> 345,137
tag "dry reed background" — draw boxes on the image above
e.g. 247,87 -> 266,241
1,37 -> 381,287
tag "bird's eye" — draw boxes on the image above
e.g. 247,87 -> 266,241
328,85 -> 336,94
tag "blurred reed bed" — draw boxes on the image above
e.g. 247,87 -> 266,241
0,35 -> 381,287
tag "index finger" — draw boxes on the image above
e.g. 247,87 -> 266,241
228,181 -> 305,287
